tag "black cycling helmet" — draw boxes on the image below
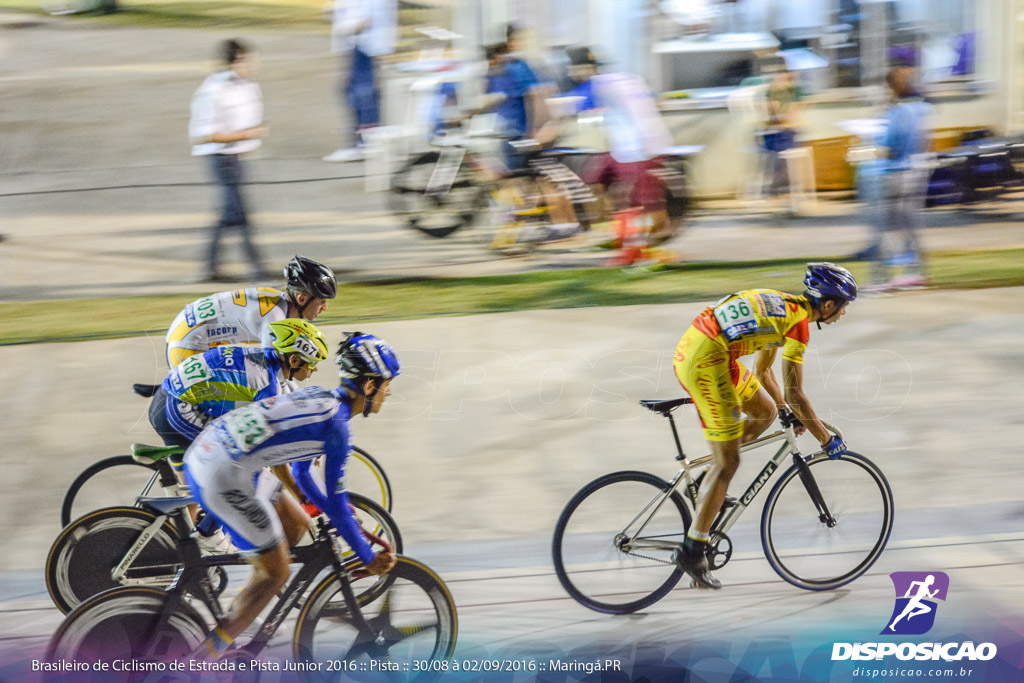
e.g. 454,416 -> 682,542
284,255 -> 337,300
803,262 -> 858,303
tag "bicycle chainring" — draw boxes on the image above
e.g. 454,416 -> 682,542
707,531 -> 733,570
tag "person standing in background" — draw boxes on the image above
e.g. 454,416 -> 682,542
189,39 -> 269,283
323,0 -> 397,162
861,65 -> 932,293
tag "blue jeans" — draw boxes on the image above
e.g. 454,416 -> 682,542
207,153 -> 262,276
344,46 -> 380,136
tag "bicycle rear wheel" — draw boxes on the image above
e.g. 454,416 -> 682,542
761,452 -> 894,590
47,586 -> 205,665
552,470 -> 691,614
61,455 -> 162,527
46,507 -> 180,613
293,557 -> 458,682
387,150 -> 486,238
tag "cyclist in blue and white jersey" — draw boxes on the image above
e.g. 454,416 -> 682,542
183,332 -> 399,658
165,255 -> 336,367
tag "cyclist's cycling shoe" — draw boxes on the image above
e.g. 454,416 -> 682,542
672,544 -> 722,590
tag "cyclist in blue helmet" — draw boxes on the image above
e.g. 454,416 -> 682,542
671,262 -> 856,589
336,331 -> 401,416
184,331 -> 400,660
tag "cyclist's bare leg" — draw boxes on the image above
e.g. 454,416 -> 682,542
693,439 -> 742,536
209,496 -> 306,643
741,388 -> 778,444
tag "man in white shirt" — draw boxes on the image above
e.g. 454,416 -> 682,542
189,39 -> 269,282
323,0 -> 397,162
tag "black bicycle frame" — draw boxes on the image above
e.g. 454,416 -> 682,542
140,512 -> 369,658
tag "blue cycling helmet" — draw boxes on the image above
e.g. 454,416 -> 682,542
336,332 -> 400,415
803,262 -> 858,303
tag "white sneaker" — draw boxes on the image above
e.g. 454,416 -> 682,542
323,147 -> 364,162
197,528 -> 235,555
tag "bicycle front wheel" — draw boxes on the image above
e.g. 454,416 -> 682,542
293,557 -> 458,682
552,470 -> 691,614
47,586 -> 206,665
61,455 -> 161,527
761,452 -> 894,590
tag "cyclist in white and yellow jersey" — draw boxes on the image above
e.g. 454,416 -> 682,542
165,255 -> 336,367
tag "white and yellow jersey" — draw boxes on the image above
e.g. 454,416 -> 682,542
165,287 -> 290,367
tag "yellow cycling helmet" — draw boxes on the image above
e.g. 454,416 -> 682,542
269,319 -> 329,368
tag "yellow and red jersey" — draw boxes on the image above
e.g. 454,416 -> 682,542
690,289 -> 812,365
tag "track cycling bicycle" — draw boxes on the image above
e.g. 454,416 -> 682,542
552,397 -> 894,614
48,497 -> 457,681
47,482 -> 401,614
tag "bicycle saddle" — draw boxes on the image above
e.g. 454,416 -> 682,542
132,383 -> 160,397
131,443 -> 185,464
639,397 -> 693,414
138,496 -> 195,515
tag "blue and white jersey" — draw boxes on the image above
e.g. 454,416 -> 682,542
162,346 -> 282,439
210,386 -> 348,468
196,385 -> 372,562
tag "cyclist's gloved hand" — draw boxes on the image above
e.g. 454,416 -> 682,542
823,435 -> 847,459
366,551 -> 397,576
301,502 -> 322,518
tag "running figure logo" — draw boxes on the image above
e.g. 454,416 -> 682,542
882,571 -> 949,635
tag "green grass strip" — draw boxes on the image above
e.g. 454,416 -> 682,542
2,248 -> 1023,346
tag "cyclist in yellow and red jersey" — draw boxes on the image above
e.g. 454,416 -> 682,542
165,255 -> 336,367
671,262 -> 858,589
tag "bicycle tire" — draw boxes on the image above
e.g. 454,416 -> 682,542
293,556 -> 458,682
388,150 -> 487,238
47,586 -> 206,665
344,493 -> 403,557
761,452 -> 894,591
552,470 -> 691,614
60,455 -> 161,527
350,446 -> 394,513
46,506 -> 179,614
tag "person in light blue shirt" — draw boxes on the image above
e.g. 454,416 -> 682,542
859,66 -> 932,291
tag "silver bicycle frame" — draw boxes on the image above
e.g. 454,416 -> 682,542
626,421 -> 843,551
110,514 -> 172,583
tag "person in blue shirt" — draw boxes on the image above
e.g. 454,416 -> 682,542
185,332 -> 400,659
860,66 -> 932,292
564,46 -> 599,113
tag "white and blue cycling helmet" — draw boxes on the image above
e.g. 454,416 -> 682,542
803,262 -> 858,303
803,262 -> 857,328
336,332 -> 400,415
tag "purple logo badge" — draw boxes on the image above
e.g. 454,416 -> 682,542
882,572 -> 949,635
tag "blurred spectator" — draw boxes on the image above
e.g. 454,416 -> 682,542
564,46 -> 599,113
188,39 -> 269,283
558,47 -> 676,242
759,59 -> 804,205
859,66 -> 932,292
324,0 -> 397,162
